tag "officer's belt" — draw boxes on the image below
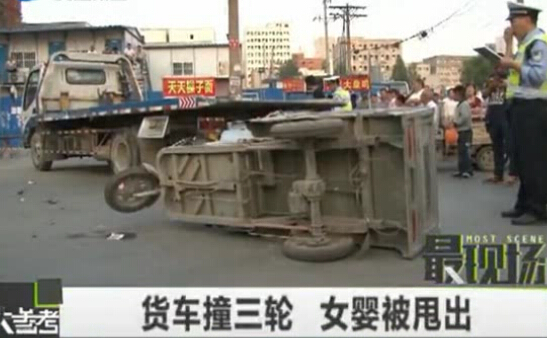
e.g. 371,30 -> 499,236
508,85 -> 547,100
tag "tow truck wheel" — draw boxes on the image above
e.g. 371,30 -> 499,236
104,167 -> 160,213
282,235 -> 357,263
110,131 -> 140,174
30,132 -> 53,171
475,145 -> 494,172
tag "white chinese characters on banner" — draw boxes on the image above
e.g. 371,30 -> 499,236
59,288 -> 547,337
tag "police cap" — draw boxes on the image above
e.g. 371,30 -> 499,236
507,2 -> 542,20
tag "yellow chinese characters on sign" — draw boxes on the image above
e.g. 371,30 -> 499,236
163,77 -> 217,97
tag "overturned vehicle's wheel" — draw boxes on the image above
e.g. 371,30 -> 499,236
270,119 -> 345,139
104,167 -> 160,213
282,235 -> 357,263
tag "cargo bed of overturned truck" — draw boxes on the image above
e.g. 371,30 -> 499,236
155,106 -> 439,260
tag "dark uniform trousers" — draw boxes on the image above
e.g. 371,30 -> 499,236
457,129 -> 473,175
511,98 -> 547,216
487,105 -> 516,179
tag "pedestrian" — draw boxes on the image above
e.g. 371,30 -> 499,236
388,89 -> 400,108
442,88 -> 458,126
421,88 -> 440,135
5,56 -> 17,83
499,2 -> 547,225
394,94 -> 406,107
124,43 -> 136,63
88,45 -> 98,54
135,45 -> 145,62
483,72 -> 513,184
451,85 -> 473,178
407,78 -> 425,106
466,84 -> 484,119
313,82 -> 325,99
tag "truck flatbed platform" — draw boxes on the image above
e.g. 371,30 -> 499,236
38,98 -> 343,123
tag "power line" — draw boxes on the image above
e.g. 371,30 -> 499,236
329,3 -> 368,74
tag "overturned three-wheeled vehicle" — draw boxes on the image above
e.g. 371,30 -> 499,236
104,106 -> 440,262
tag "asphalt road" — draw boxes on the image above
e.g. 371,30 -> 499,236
0,154 -> 546,287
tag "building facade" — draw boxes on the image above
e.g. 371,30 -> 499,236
292,53 -> 324,74
243,22 -> 292,86
144,42 -> 230,96
422,55 -> 471,89
314,37 -> 336,59
0,22 -> 143,85
334,37 -> 402,81
141,28 -> 216,44
0,0 -> 21,28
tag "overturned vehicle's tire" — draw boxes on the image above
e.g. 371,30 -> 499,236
269,119 -> 345,139
104,167 -> 160,213
282,235 -> 357,263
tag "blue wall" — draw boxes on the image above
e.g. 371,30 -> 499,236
0,96 -> 22,147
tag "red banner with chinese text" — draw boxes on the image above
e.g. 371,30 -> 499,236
325,75 -> 370,92
282,78 -> 306,93
162,77 -> 216,97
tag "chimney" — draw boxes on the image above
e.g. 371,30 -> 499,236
0,0 -> 22,28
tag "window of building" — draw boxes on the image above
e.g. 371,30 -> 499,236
173,62 -> 183,75
385,65 -> 390,71
66,68 -> 106,85
11,52 -> 37,69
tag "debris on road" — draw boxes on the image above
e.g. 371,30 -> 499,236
17,189 -> 25,196
49,220 -> 56,226
45,198 -> 59,205
106,232 -> 137,241
19,197 -> 25,203
28,180 -> 36,185
32,233 -> 37,239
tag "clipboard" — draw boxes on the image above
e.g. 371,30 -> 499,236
474,46 -> 503,63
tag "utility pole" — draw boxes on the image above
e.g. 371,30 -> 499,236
228,0 -> 242,99
329,3 -> 367,75
323,0 -> 332,74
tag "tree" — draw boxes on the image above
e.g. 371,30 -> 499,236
392,56 -> 409,83
461,56 -> 494,88
278,60 -> 300,79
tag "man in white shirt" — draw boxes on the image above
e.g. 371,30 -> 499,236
407,78 -> 425,106
442,88 -> 458,126
421,88 -> 440,133
124,43 -> 136,63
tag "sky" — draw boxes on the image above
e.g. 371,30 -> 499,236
20,0 -> 547,62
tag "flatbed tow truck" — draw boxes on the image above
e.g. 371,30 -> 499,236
21,52 -> 341,173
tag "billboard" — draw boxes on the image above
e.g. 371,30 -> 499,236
162,77 -> 216,97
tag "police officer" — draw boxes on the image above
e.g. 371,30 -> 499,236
329,77 -> 352,111
500,2 -> 547,225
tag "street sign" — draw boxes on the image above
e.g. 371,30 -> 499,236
178,97 -> 197,109
282,78 -> 306,93
162,77 -> 216,97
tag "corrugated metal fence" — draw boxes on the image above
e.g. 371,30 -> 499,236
0,96 -> 23,148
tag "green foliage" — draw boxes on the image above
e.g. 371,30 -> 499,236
461,56 -> 494,88
278,60 -> 300,79
392,56 -> 409,83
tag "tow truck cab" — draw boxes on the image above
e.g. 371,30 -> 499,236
21,52 -> 142,147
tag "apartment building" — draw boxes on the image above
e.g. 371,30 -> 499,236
334,37 -> 402,81
422,55 -> 472,88
243,22 -> 292,85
